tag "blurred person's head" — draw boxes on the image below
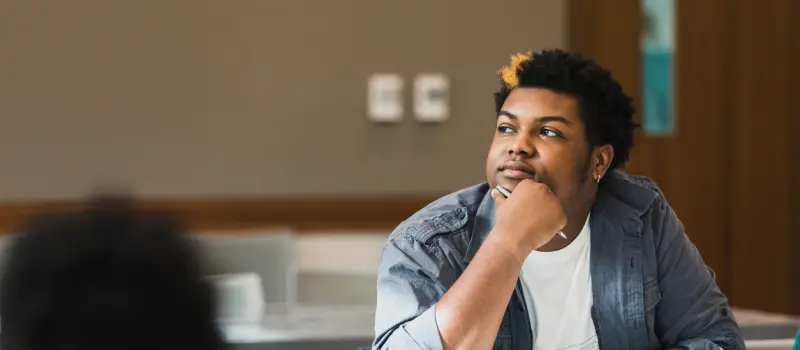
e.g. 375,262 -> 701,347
0,196 -> 224,350
487,48 -> 637,233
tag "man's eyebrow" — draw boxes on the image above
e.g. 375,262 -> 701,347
537,115 -> 572,125
498,110 -> 572,126
497,110 -> 517,119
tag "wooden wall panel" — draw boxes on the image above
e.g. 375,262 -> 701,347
727,0 -> 795,314
659,0 -> 731,289
790,0 -> 800,316
0,196 -> 437,234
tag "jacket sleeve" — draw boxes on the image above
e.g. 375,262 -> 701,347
652,195 -> 745,350
372,236 -> 453,350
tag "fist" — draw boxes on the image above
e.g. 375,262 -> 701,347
491,179 -> 567,254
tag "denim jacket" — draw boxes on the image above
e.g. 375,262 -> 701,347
373,171 -> 744,349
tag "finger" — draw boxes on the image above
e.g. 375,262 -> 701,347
491,188 -> 506,206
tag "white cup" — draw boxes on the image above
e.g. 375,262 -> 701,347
207,273 -> 265,325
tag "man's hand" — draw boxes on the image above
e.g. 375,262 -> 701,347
491,179 -> 567,259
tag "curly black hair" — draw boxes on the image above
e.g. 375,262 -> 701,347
494,49 -> 638,171
0,196 -> 225,350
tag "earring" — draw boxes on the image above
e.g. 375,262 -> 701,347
594,174 -> 602,183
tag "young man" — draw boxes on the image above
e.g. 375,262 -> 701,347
373,49 -> 743,349
0,196 -> 225,350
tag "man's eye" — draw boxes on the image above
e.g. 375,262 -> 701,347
498,126 -> 514,134
540,128 -> 561,138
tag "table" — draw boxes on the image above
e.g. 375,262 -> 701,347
745,338 -> 796,350
734,307 -> 799,340
224,305 -> 799,350
224,305 -> 374,350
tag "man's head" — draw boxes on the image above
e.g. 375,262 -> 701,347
0,196 -> 224,350
486,49 -> 637,217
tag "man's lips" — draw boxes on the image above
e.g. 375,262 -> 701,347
498,161 -> 536,180
501,169 -> 534,179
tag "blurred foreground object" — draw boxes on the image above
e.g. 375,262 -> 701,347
0,195 -> 225,350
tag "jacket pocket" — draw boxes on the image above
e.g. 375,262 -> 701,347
644,279 -> 662,312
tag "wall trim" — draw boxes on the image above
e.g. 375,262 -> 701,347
0,196 -> 439,234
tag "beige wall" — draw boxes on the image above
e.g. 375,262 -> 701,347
0,0 -> 566,201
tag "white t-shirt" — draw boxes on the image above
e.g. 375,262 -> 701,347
520,214 -> 598,350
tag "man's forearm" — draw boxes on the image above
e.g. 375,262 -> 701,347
435,231 -> 526,349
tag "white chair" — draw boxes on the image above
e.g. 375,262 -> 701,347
192,229 -> 297,307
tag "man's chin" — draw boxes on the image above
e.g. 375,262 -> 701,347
492,177 -> 522,191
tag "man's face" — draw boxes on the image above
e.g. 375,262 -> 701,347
486,87 -> 593,212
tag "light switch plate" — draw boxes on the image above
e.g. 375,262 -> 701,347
414,74 -> 449,123
367,73 -> 404,123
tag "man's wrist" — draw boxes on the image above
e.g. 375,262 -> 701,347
483,232 -> 531,265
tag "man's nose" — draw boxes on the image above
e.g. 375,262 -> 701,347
508,134 -> 535,157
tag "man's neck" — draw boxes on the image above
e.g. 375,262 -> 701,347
537,193 -> 595,252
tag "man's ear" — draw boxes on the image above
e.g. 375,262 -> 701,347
592,145 -> 614,181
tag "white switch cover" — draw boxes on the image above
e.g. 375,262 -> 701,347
414,74 -> 449,123
367,73 -> 404,123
